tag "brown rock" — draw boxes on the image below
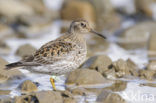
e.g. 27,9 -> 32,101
97,89 -> 126,103
21,0 -> 47,15
35,91 -> 63,103
85,0 -> 121,32
15,90 -> 63,103
112,59 -> 138,78
61,90 -> 76,103
71,88 -> 86,96
14,94 -> 38,103
135,0 -> 156,18
0,41 -> 10,55
98,92 -> 126,103
66,69 -> 112,87
0,0 -> 34,21
87,37 -> 110,57
61,0 -> 96,27
0,57 -> 23,83
87,55 -> 112,74
19,80 -> 38,93
117,22 -> 156,49
138,69 -> 156,81
0,96 -> 13,103
16,44 -> 36,57
148,33 -> 156,58
140,83 -> 156,87
63,98 -> 76,103
103,68 -> 116,79
147,61 -> 156,71
0,74 -> 8,83
15,14 -> 54,38
0,57 -> 8,69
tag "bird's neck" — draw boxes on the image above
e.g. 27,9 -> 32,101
66,32 -> 86,49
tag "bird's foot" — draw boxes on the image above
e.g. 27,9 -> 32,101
50,77 -> 56,91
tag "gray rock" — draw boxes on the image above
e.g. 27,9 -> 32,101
60,90 -> 76,103
19,80 -> 38,93
0,96 -> 13,103
117,22 -> 156,49
0,0 -> 34,20
147,61 -> 156,71
61,0 -> 96,28
0,41 -> 10,55
87,37 -> 110,57
15,91 -> 63,103
86,0 -> 121,32
135,0 -> 156,19
148,32 -> 156,58
35,91 -> 63,103
14,94 -> 38,103
16,44 -> 36,57
97,90 -> 126,103
66,69 -> 112,87
86,55 -> 112,74
0,57 -> 23,83
138,69 -> 156,81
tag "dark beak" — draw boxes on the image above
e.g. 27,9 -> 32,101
90,29 -> 106,39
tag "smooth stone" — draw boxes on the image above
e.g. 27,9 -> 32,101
60,90 -> 76,103
135,0 -> 156,19
117,22 -> 156,50
148,32 -> 156,58
87,55 -> 112,74
86,0 -> 121,32
19,80 -> 38,93
61,0 -> 96,27
0,57 -> 23,83
15,91 -> 63,103
0,0 -> 34,19
0,41 -> 10,55
35,91 -> 63,103
147,61 -> 156,71
16,44 -> 36,57
97,89 -> 126,103
87,37 -> 110,57
14,93 -> 39,103
66,69 -> 112,87
0,96 -> 13,103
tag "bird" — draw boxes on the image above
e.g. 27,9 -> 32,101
5,19 -> 106,90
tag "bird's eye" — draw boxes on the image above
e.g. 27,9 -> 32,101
81,23 -> 86,27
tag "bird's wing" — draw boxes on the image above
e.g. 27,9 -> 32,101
33,41 -> 78,65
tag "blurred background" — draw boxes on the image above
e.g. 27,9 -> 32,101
0,0 -> 156,103
0,0 -> 156,60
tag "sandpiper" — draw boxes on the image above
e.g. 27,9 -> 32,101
6,19 -> 106,90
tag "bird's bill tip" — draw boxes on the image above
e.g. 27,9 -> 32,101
90,30 -> 106,39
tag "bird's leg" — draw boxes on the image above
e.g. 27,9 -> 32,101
50,76 -> 56,91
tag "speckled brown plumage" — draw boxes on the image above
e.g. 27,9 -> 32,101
6,19 -> 106,75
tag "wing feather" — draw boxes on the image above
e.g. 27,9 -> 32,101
33,41 -> 77,65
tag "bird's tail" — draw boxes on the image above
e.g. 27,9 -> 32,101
5,61 -> 41,70
5,62 -> 23,70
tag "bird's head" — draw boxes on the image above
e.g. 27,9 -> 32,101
68,19 -> 106,39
